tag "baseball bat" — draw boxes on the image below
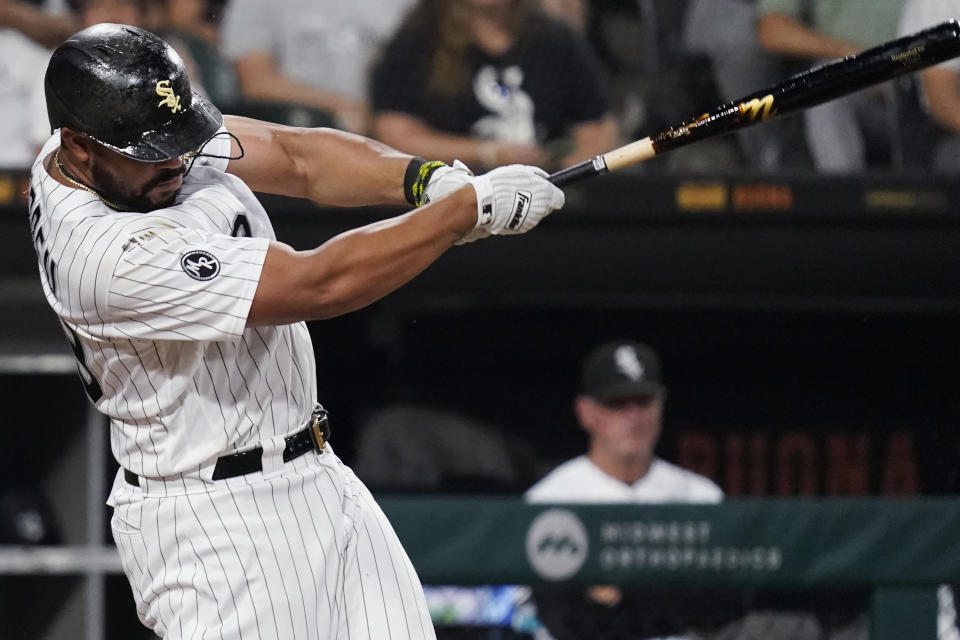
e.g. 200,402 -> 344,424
548,19 -> 960,186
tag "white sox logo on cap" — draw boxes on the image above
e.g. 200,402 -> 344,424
181,250 -> 220,281
614,345 -> 644,381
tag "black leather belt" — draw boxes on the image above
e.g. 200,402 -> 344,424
124,407 -> 330,487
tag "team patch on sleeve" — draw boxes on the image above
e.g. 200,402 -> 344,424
180,250 -> 221,281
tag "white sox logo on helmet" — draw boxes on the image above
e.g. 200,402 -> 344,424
156,80 -> 182,114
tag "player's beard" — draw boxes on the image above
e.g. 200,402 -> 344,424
91,161 -> 186,212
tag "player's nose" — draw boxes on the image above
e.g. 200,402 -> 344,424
156,155 -> 185,171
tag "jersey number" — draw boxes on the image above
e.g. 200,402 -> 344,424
28,188 -> 57,294
232,214 -> 251,238
60,320 -> 104,404
29,188 -> 102,403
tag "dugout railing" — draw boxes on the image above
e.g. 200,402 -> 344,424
378,496 -> 960,640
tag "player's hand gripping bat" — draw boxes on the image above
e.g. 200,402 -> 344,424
548,20 -> 960,186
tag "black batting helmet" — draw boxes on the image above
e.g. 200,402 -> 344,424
44,23 -> 222,162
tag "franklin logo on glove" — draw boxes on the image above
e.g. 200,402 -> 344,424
507,190 -> 531,231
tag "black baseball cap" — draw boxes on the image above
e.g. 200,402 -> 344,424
579,341 -> 665,401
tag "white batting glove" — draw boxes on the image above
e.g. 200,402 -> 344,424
419,160 -> 495,245
423,159 -> 474,205
461,164 -> 565,243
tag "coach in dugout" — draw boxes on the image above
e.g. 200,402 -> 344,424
524,340 -> 875,639
524,340 -> 735,640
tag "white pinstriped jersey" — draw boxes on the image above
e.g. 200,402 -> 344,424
32,133 -> 437,640
28,131 -> 317,477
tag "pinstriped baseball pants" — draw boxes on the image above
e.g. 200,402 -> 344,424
109,447 -> 436,639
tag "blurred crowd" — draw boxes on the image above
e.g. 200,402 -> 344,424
3,0 -> 960,175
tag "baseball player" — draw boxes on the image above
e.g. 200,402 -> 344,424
28,23 -> 564,640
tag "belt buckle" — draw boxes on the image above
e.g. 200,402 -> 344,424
310,408 -> 330,452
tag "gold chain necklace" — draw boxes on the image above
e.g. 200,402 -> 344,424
55,149 -> 122,210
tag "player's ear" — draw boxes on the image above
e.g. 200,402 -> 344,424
59,127 -> 95,162
574,395 -> 597,435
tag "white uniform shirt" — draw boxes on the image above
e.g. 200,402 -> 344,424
28,132 -> 317,478
525,455 -> 724,504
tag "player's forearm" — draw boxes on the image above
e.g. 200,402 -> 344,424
223,115 -> 413,206
756,12 -> 860,60
284,127 -> 416,206
247,187 -> 477,326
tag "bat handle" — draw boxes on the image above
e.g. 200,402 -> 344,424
547,156 -> 607,187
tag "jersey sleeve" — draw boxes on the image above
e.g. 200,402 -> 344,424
105,224 -> 269,341
192,126 -> 234,173
690,475 -> 725,502
523,461 -> 576,503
